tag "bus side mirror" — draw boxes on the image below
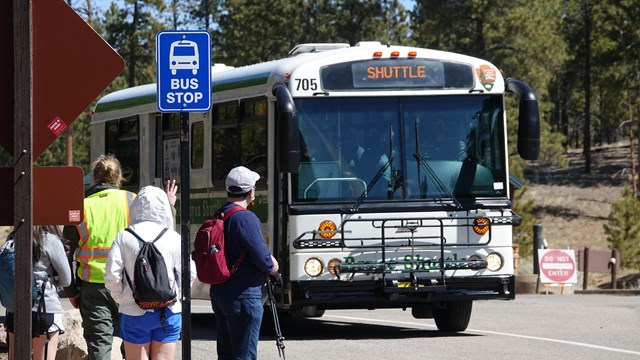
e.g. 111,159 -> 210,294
273,83 -> 300,173
505,78 -> 540,161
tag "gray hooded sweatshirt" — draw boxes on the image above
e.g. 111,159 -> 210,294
104,185 -> 196,316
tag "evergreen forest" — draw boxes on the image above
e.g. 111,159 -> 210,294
16,0 -> 640,264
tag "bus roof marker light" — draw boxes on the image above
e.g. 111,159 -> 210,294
373,51 -> 383,58
408,51 -> 417,58
473,217 -> 490,235
390,51 -> 400,58
318,220 -> 337,239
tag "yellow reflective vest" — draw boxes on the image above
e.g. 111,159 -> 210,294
75,188 -> 136,283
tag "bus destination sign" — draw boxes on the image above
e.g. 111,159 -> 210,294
321,59 -> 474,90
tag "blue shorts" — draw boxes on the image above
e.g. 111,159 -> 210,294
120,308 -> 181,344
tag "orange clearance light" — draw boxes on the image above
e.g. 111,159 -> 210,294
285,73 -> 291,79
390,51 -> 400,58
408,51 -> 417,58
473,217 -> 490,235
373,51 -> 383,58
328,258 -> 342,276
318,220 -> 337,239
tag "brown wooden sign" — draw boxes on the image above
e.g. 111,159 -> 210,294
0,166 -> 84,225
0,0 -> 124,159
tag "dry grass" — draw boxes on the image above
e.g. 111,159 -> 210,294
524,142 -> 631,250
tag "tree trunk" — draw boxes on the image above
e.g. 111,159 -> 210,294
583,0 -> 591,173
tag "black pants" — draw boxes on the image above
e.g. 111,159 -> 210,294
5,311 -> 55,338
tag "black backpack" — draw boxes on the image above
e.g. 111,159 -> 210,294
124,227 -> 177,309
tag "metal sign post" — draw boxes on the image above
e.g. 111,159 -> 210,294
156,30 -> 211,360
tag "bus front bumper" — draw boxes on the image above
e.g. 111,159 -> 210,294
288,275 -> 515,310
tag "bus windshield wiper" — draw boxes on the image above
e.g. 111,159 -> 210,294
347,155 -> 394,212
414,121 -> 462,209
347,125 -> 396,212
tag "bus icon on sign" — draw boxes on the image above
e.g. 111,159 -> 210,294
169,40 -> 199,75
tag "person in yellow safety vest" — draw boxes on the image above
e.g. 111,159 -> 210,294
62,154 -> 178,360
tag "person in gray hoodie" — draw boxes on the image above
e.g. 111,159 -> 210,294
4,225 -> 72,360
105,185 -> 195,360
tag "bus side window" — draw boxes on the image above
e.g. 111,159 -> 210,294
105,116 -> 140,192
212,101 -> 239,188
240,98 -> 268,190
191,121 -> 204,169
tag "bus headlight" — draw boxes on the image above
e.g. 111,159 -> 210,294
486,252 -> 503,271
304,257 -> 324,277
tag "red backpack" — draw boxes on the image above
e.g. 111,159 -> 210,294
192,206 -> 246,285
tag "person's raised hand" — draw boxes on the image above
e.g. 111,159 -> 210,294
165,179 -> 178,206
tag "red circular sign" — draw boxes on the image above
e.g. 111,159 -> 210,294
540,250 -> 576,282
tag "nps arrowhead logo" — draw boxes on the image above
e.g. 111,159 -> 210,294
476,64 -> 497,91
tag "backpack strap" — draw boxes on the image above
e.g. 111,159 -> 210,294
123,227 -> 169,293
125,227 -> 169,245
35,276 -> 51,358
218,206 -> 247,274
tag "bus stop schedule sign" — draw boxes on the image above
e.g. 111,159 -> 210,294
156,31 -> 211,112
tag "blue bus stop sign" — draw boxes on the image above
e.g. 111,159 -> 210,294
156,30 -> 211,112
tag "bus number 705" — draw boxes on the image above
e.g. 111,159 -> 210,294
295,78 -> 318,91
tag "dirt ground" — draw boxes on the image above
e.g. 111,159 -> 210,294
522,142 -> 638,287
524,143 -> 630,251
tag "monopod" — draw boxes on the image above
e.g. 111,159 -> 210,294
266,273 -> 286,359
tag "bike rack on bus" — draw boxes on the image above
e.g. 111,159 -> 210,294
292,212 -> 520,293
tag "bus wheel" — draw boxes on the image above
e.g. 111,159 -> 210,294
432,300 -> 472,332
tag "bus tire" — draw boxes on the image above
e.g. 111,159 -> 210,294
433,300 -> 472,332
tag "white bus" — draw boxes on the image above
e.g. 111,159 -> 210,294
91,41 -> 539,332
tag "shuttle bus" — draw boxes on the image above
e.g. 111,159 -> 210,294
91,41 -> 539,332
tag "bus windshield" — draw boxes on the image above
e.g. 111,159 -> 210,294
293,95 -> 507,202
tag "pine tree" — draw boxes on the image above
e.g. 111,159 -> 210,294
604,186 -> 640,269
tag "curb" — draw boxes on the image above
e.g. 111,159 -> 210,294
575,289 -> 640,295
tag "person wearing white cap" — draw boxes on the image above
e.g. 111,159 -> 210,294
210,166 -> 279,360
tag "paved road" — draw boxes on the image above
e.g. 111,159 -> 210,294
180,294 -> 640,360
3,294 -> 639,359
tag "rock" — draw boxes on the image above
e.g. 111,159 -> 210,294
0,323 -> 6,348
1,309 -> 123,360
56,309 -> 87,360
56,309 -> 124,360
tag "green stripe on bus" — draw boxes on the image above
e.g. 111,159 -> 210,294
94,74 -> 270,114
176,197 -> 268,224
213,76 -> 269,93
94,94 -> 157,113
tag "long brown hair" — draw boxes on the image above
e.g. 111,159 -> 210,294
32,225 -> 63,262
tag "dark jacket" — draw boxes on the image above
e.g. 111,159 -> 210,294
210,202 -> 273,300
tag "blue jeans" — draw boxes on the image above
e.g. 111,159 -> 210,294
210,294 -> 263,360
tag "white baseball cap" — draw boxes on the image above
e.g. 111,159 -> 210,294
225,166 -> 260,194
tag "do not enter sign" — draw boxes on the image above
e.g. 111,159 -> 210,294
538,249 -> 578,284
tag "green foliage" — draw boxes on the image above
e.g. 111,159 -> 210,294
513,184 -> 536,257
604,186 -> 640,269
102,0 -> 165,87
57,0 -> 640,232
